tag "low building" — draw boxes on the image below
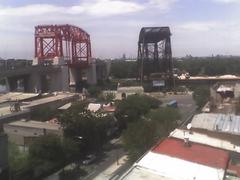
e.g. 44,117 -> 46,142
191,113 -> 240,136
116,86 -> 144,100
210,82 -> 240,114
170,128 -> 240,153
120,137 -> 235,180
3,119 -> 62,147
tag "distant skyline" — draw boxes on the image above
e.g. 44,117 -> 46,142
1,0 -> 240,59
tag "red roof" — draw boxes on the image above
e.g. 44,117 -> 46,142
152,138 -> 230,169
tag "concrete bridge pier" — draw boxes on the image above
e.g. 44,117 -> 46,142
0,78 -> 10,93
48,66 -> 69,92
27,72 -> 42,93
87,62 -> 97,85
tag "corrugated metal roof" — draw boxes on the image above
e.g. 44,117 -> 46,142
152,138 -> 229,170
191,113 -> 240,135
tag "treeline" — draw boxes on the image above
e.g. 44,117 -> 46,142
109,57 -> 240,79
174,57 -> 240,76
110,60 -> 137,78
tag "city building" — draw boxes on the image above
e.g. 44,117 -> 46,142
190,113 -> 240,136
3,119 -> 62,147
116,86 -> 144,100
120,137 -> 239,180
209,82 -> 240,114
170,128 -> 240,153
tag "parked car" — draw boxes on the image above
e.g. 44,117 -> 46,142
82,154 -> 96,165
167,100 -> 178,108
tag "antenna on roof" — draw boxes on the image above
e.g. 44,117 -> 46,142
187,123 -> 192,130
183,124 -> 192,147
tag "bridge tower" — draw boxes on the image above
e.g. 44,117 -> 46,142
137,27 -> 173,88
34,24 -> 96,91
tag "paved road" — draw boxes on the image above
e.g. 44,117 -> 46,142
44,139 -> 130,180
150,92 -> 197,124
82,143 -> 129,180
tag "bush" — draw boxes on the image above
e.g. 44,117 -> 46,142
88,86 -> 102,98
192,86 -> 210,108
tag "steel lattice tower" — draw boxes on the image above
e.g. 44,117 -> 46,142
137,27 -> 173,87
35,24 -> 91,68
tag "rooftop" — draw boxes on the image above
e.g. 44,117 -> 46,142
170,128 -> 240,153
0,92 -> 39,104
6,120 -> 61,130
152,138 -> 229,170
23,93 -> 76,109
122,151 -> 226,180
191,113 -> 240,136
120,138 -> 230,180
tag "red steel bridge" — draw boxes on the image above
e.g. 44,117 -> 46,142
35,24 -> 91,68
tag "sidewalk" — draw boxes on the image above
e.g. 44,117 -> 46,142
93,155 -> 128,180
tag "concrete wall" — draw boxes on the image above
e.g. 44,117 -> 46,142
48,66 -> 69,92
27,72 -> 41,93
0,110 -> 30,132
4,124 -> 62,146
210,87 -> 222,108
27,94 -> 79,112
87,62 -> 97,85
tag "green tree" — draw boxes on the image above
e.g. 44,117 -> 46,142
110,61 -> 137,78
122,120 -> 157,161
122,107 -> 180,161
8,142 -> 30,172
192,86 -> 210,108
59,102 -> 113,152
146,107 -> 180,136
88,86 -> 102,98
29,135 -> 65,164
31,107 -> 57,121
115,94 -> 160,128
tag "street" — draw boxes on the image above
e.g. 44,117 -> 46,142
150,92 -> 197,124
43,139 -> 130,180
82,141 -> 130,180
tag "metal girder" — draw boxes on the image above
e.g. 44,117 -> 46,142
137,27 -> 173,86
35,24 -> 91,68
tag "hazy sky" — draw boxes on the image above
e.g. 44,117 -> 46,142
1,0 -> 240,59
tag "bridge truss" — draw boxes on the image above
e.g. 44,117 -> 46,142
35,24 -> 91,67
137,27 -> 173,86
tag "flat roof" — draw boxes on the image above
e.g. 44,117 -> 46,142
191,113 -> 240,136
170,128 -> 240,153
0,92 -> 39,103
23,93 -> 76,108
120,137 -> 231,180
152,138 -> 229,170
120,165 -> 173,180
58,102 -> 72,110
6,120 -> 61,130
136,151 -> 225,180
